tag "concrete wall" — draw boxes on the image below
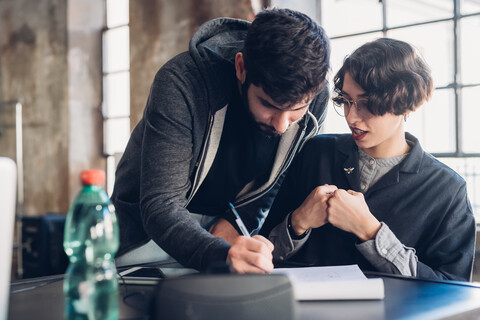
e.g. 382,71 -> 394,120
0,0 -> 71,214
130,0 -> 255,127
0,0 -> 255,215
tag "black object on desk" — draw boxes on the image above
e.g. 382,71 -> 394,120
151,273 -> 295,320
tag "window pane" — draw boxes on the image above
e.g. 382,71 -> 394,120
103,118 -> 130,156
387,22 -> 454,88
387,0 -> 452,27
329,33 -> 383,78
106,0 -> 129,28
271,0 -> 317,18
461,86 -> 480,153
103,26 -> 130,73
460,16 -> 480,85
321,0 -> 382,37
103,72 -> 130,118
461,0 -> 480,14
406,89 -> 455,153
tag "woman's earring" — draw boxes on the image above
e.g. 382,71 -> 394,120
404,114 -> 410,122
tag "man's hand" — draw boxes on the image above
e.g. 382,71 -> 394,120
226,235 -> 274,274
210,218 -> 274,273
327,189 -> 381,241
209,218 -> 241,245
290,184 -> 337,235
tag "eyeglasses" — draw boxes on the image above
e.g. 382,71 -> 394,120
332,95 -> 371,119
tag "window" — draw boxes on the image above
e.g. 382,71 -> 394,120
102,0 -> 130,195
272,0 -> 480,219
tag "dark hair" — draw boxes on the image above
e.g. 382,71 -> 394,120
333,38 -> 433,116
243,8 -> 330,107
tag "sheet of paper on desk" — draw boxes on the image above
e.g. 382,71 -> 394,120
272,265 -> 384,301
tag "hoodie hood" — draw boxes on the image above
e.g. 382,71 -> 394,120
189,18 -> 250,113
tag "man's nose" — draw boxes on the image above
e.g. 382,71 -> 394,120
271,112 -> 290,134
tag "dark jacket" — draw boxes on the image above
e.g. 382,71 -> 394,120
261,133 -> 476,281
111,17 -> 329,270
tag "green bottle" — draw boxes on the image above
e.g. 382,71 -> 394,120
63,170 -> 119,320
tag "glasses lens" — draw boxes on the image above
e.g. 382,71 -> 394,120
356,99 -> 368,110
356,99 -> 372,118
332,96 -> 349,117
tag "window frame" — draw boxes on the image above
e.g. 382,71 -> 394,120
324,0 -> 480,158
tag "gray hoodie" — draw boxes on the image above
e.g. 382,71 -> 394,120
111,17 -> 329,270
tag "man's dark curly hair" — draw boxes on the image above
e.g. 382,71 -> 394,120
243,8 -> 330,107
334,38 -> 433,116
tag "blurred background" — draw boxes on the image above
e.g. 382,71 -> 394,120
0,0 -> 479,281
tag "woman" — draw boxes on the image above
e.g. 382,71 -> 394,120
260,38 -> 475,281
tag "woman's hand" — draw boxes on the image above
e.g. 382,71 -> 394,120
327,189 -> 381,241
290,184 -> 338,236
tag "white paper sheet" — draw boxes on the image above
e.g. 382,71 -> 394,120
272,265 -> 385,300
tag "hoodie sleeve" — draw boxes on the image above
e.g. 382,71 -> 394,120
139,59 -> 231,271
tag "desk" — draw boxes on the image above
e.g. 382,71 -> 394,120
300,272 -> 480,320
8,269 -> 480,320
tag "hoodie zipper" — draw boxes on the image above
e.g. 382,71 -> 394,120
233,126 -> 306,209
185,110 -> 317,209
232,110 -> 320,208
184,112 -> 214,207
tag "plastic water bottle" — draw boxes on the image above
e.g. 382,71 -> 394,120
63,170 -> 119,320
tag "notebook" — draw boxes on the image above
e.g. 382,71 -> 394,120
0,157 -> 17,320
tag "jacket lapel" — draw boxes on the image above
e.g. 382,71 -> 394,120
337,135 -> 361,192
342,154 -> 361,191
365,132 -> 423,195
365,166 -> 400,195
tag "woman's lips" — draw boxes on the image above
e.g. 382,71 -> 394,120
351,127 -> 367,141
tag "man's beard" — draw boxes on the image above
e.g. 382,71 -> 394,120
241,79 -> 283,138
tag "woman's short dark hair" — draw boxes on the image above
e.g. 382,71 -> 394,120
243,8 -> 330,106
333,38 -> 433,116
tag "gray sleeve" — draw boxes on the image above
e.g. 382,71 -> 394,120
139,65 -> 231,270
269,213 -> 311,261
356,222 -> 418,276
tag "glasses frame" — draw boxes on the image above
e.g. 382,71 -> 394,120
332,95 -> 371,118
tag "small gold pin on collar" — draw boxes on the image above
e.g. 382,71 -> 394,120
344,167 -> 355,174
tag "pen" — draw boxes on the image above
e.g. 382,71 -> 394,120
228,202 -> 251,237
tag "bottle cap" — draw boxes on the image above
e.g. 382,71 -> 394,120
81,170 -> 106,186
